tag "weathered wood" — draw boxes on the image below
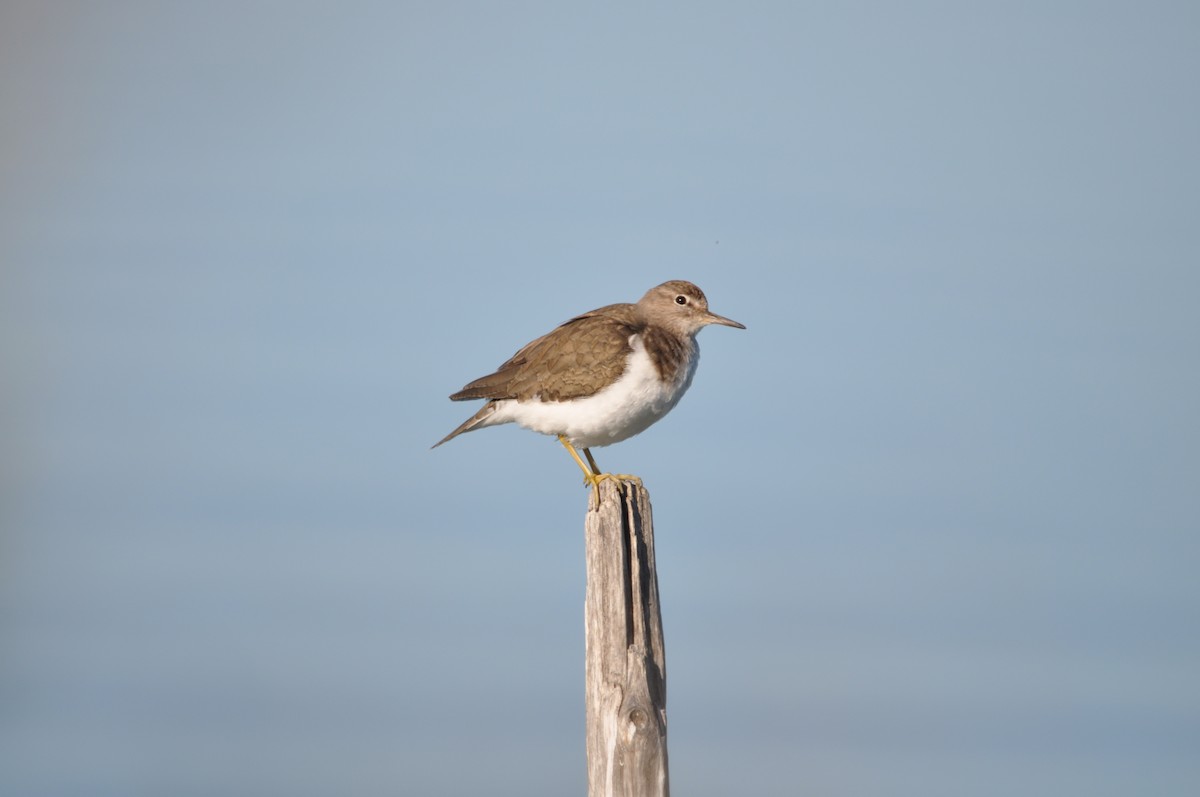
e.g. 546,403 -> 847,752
585,480 -> 668,797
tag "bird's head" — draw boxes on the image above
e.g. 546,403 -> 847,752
638,280 -> 745,337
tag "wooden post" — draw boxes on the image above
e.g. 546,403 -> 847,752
584,480 -> 669,797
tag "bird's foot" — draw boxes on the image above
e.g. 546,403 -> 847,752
582,471 -> 641,509
558,435 -> 641,503
585,472 -> 643,484
583,471 -> 643,489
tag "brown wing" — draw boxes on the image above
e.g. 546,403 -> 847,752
449,303 -> 639,402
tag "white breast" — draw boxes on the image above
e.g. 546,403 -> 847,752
491,334 -> 698,449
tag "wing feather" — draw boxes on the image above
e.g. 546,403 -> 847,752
449,304 -> 639,402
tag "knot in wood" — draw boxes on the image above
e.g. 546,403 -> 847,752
621,701 -> 658,748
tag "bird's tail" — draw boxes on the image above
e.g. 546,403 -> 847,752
431,402 -> 499,449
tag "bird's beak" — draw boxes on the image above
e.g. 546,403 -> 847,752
702,310 -> 746,330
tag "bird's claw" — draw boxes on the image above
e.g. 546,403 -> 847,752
583,472 -> 643,489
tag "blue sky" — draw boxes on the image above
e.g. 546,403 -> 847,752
2,3 -> 1198,795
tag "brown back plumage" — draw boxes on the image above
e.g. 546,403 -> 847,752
449,303 -> 640,403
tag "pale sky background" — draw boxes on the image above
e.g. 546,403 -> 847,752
2,3 -> 1198,796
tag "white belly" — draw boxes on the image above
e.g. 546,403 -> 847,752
490,337 -> 698,448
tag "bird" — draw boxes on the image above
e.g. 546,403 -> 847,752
433,280 -> 744,487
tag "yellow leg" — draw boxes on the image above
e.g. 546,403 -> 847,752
557,436 -> 642,489
558,435 -> 597,483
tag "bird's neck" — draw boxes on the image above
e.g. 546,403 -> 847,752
639,325 -> 697,384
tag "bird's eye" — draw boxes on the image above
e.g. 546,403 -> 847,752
675,295 -> 687,305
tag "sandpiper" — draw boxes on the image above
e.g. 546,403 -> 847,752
433,280 -> 744,487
